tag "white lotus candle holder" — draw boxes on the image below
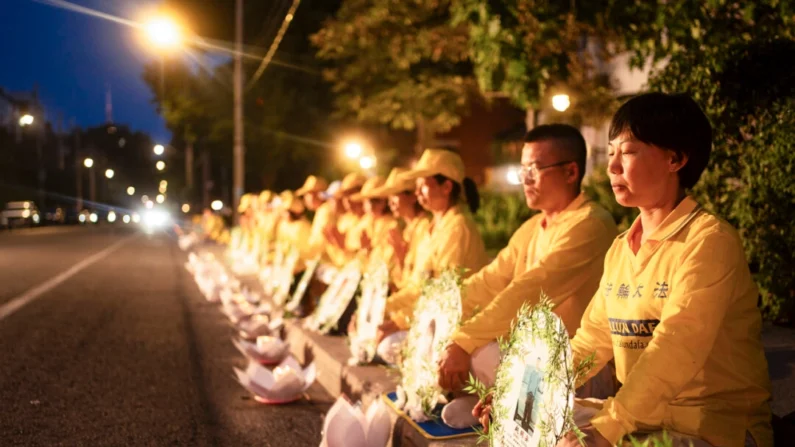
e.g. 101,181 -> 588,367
320,396 -> 390,447
233,356 -> 315,404
232,335 -> 290,365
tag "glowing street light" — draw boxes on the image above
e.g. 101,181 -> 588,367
144,17 -> 182,49
181,203 -> 191,213
153,144 -> 165,156
105,169 -> 115,179
123,214 -> 131,224
551,94 -> 571,112
127,186 -> 135,196
83,158 -> 94,168
506,167 -> 522,185
211,200 -> 223,211
359,155 -> 376,170
19,114 -> 34,126
145,200 -> 154,209
156,194 -> 165,204
156,161 -> 166,171
344,142 -> 363,159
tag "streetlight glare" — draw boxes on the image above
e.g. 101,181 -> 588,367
156,194 -> 165,204
181,203 -> 191,213
551,94 -> 571,112
153,144 -> 165,156
19,114 -> 34,126
83,158 -> 94,168
359,155 -> 376,170
344,142 -> 363,159
127,186 -> 135,196
156,161 -> 166,171
506,167 -> 522,185
145,17 -> 181,49
211,200 -> 223,211
105,169 -> 115,179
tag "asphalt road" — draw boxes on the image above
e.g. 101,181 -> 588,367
0,225 -> 330,446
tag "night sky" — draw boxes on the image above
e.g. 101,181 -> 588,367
0,0 -> 169,142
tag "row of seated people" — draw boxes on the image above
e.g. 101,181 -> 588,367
226,92 -> 772,447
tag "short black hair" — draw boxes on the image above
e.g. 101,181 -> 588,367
524,124 -> 587,188
609,92 -> 712,189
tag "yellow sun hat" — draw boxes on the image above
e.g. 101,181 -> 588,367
333,172 -> 368,198
350,176 -> 386,201
399,148 -> 465,185
279,190 -> 305,214
372,167 -> 414,197
295,175 -> 329,197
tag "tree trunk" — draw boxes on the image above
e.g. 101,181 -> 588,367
185,139 -> 194,190
202,148 -> 210,210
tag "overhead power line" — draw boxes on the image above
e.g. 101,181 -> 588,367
246,0 -> 302,90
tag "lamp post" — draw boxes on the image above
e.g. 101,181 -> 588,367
84,157 -> 96,204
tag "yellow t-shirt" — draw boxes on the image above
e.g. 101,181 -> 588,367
306,201 -> 336,261
572,196 -> 772,447
391,215 -> 432,290
452,194 -> 618,354
276,216 -> 312,270
326,212 -> 361,267
386,205 -> 488,329
368,213 -> 399,266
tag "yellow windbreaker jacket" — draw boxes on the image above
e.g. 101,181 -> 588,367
572,197 -> 773,447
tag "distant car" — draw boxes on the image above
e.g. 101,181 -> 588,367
2,201 -> 41,228
43,206 -> 66,225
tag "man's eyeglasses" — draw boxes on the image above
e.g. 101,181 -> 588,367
518,160 -> 574,182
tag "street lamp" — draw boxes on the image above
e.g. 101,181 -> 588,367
18,114 -> 34,126
211,200 -> 223,211
144,17 -> 182,49
359,155 -> 376,170
105,169 -> 115,179
551,94 -> 571,112
156,194 -> 165,204
83,158 -> 94,168
156,161 -> 166,171
153,144 -> 165,156
344,141 -> 363,159
127,186 -> 135,196
181,203 -> 191,213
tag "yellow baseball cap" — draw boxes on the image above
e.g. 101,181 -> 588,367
295,175 -> 329,197
400,148 -> 465,184
334,172 -> 368,198
372,167 -> 414,196
259,190 -> 274,206
237,193 -> 253,213
279,190 -> 305,214
350,176 -> 386,201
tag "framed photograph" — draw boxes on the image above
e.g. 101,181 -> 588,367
489,301 -> 582,447
349,259 -> 390,364
395,270 -> 462,422
304,259 -> 362,334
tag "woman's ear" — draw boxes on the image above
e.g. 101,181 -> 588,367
670,150 -> 689,173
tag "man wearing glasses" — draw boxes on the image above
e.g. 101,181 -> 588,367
437,124 -> 619,411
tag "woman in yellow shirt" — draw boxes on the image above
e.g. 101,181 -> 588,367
376,148 -> 488,359
274,190 -> 312,273
372,167 -> 431,290
555,93 -> 773,447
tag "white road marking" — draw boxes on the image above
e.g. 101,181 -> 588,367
0,234 -> 137,322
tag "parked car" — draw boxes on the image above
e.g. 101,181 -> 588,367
1,201 -> 41,228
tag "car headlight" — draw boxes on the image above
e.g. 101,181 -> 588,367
107,211 -> 117,223
22,210 -> 30,218
89,213 -> 98,223
143,210 -> 170,228
79,214 -> 86,223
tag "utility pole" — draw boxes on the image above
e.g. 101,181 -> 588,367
233,0 -> 245,221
